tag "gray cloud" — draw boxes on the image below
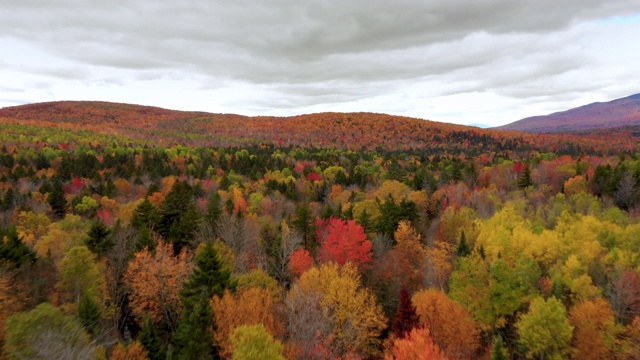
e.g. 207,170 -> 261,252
1,0 -> 639,123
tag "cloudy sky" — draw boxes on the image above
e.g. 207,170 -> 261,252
1,1 -> 640,127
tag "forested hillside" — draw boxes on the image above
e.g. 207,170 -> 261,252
0,104 -> 639,359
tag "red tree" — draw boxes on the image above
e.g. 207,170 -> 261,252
288,249 -> 314,277
392,286 -> 419,339
317,217 -> 372,268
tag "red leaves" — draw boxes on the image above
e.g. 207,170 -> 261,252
288,249 -> 314,277
317,218 -> 372,268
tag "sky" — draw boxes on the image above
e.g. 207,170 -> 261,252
1,1 -> 640,127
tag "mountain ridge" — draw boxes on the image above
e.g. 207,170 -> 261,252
496,93 -> 640,133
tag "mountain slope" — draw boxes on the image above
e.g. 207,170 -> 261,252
497,93 -> 640,133
0,101 -> 504,152
0,100 -> 637,155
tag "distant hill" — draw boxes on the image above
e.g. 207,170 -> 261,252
0,100 -> 638,155
497,93 -> 640,133
0,101 -> 512,152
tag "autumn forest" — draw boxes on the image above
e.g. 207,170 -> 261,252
0,101 -> 639,359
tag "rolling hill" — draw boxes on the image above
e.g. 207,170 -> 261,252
497,93 -> 640,133
0,100 -> 638,155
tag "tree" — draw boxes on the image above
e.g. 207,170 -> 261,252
57,246 -> 104,305
205,191 -> 222,229
517,163 -> 533,189
288,249 -> 314,277
295,262 -> 387,357
4,303 -> 101,359
0,226 -> 36,268
568,298 -> 620,360
78,292 -> 101,337
412,288 -> 480,359
211,287 -> 281,358
391,286 -> 419,339
231,324 -> 285,360
384,327 -> 447,360
173,242 -> 236,360
131,197 -> 159,231
85,220 -> 113,255
456,230 -> 471,257
110,341 -> 149,360
291,202 -> 316,249
47,179 -> 68,218
317,217 -> 372,268
124,240 -> 193,332
517,297 -> 574,360
138,317 -> 165,360
490,335 -> 509,360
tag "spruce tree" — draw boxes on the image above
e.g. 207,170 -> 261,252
131,197 -> 159,231
85,220 -> 113,255
139,317 -> 165,360
205,192 -> 222,228
135,226 -> 156,253
173,242 -> 236,359
517,164 -> 533,189
490,334 -> 509,360
391,286 -> 419,339
291,203 -> 316,249
456,230 -> 471,257
78,292 -> 101,337
48,179 -> 68,218
0,226 -> 36,267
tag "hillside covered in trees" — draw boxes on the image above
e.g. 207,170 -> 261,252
0,102 -> 640,359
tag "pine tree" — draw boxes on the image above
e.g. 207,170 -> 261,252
291,203 -> 316,249
517,164 -> 533,189
205,192 -> 222,228
85,220 -> 113,255
131,197 -> 159,231
490,334 -> 509,360
392,286 -> 419,339
139,317 -> 165,360
456,230 -> 471,257
135,226 -> 156,253
78,292 -> 101,337
48,179 -> 68,218
158,181 -> 192,240
173,242 -> 236,359
0,225 -> 36,267
168,202 -> 200,253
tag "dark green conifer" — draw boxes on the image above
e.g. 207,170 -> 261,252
0,226 -> 36,267
85,220 -> 113,255
131,197 -> 159,230
139,317 -> 166,360
456,230 -> 471,257
78,292 -> 101,337
47,179 -> 68,218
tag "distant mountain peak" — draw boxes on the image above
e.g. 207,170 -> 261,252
496,93 -> 640,133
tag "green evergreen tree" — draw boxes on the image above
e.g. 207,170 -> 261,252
490,334 -> 509,360
78,292 -> 101,337
456,230 -> 471,257
168,202 -> 200,253
48,179 -> 68,218
357,209 -> 372,234
158,181 -> 192,239
131,197 -> 159,231
139,317 -> 166,360
85,220 -> 113,255
517,164 -> 533,189
291,203 -> 316,249
135,226 -> 156,253
0,225 -> 36,267
173,242 -> 236,359
205,192 -> 222,228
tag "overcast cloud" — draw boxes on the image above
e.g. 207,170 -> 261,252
1,0 -> 639,126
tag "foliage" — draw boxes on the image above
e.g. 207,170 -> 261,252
230,324 -> 285,360
317,217 -> 372,268
4,303 -> 101,360
384,327 -> 447,360
517,297 -> 574,360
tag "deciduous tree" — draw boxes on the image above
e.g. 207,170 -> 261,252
517,297 -> 573,360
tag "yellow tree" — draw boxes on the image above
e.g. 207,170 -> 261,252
295,262 -> 387,357
124,240 -> 193,332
